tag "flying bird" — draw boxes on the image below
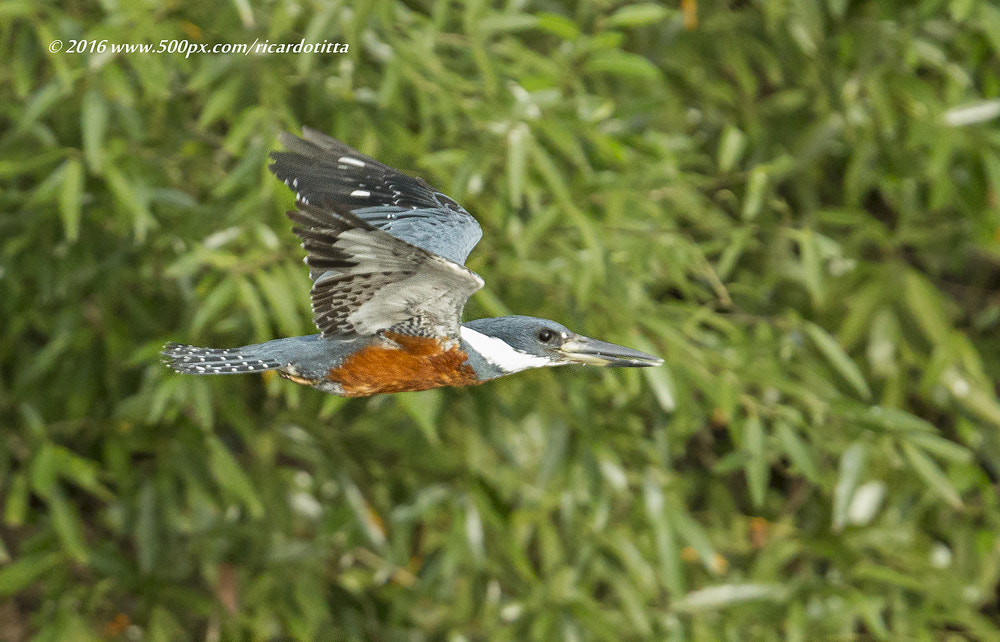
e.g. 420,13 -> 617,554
164,128 -> 662,396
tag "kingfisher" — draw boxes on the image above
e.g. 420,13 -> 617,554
163,127 -> 662,397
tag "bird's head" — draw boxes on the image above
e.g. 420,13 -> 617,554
461,315 -> 663,376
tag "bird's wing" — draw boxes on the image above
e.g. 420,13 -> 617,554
288,199 -> 484,341
269,127 -> 483,266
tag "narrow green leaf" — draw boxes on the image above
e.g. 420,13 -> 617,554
507,122 -> 529,207
673,583 -> 787,612
236,276 -> 271,339
0,148 -> 65,179
775,421 -> 820,483
645,365 -> 676,413
904,271 -> 951,346
103,163 -> 155,242
55,445 -> 109,500
902,432 -> 972,464
742,168 -> 767,220
584,51 -> 660,79
190,280 -> 238,337
135,481 -> 159,574
832,442 -> 865,531
744,415 -> 768,507
799,229 -> 823,307
3,473 -> 29,526
0,552 -> 61,597
848,405 -> 936,434
148,606 -> 186,642
851,563 -> 928,592
535,12 -> 579,39
643,469 -> 682,593
805,322 -> 872,400
58,158 -> 83,241
478,14 -> 539,34
29,442 -> 59,498
715,226 -> 752,280
398,390 -> 443,445
197,78 -> 240,130
81,88 -> 107,172
255,270 -> 302,338
717,126 -> 746,173
48,486 -> 89,562
667,499 -> 718,572
901,441 -> 962,508
827,0 -> 850,18
606,4 -> 669,28
207,436 -> 264,519
943,369 -> 1000,429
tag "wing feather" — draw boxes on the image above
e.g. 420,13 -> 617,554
269,128 -> 483,265
287,201 -> 483,341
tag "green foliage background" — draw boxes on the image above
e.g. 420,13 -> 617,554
3,0 -> 1000,639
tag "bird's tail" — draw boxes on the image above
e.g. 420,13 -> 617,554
162,342 -> 283,375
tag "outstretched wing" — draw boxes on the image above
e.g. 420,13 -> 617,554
269,127 -> 483,266
288,199 -> 484,341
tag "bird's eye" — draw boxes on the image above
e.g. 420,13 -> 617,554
537,328 -> 555,343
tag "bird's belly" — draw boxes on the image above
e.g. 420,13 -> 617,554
322,333 -> 481,397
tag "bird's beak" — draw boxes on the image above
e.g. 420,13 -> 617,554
556,336 -> 664,368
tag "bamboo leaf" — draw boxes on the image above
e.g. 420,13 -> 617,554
48,486 -> 89,562
207,436 -> 265,519
81,88 -> 107,172
606,4 -> 669,28
584,51 -> 661,80
58,158 -> 83,241
744,415 -> 769,507
832,442 -> 865,531
775,421 -> 820,483
0,552 -> 61,597
901,441 -> 962,508
805,322 -> 872,400
903,271 -> 951,346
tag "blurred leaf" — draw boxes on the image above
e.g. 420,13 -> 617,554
190,280 -> 238,337
29,442 -> 59,498
507,122 -> 529,207
48,486 -> 89,562
798,228 -> 823,307
583,51 -> 661,79
206,436 -> 265,519
775,421 -> 820,483
606,4 -> 669,28
717,125 -> 747,173
81,88 -> 107,172
255,269 -> 302,338
805,322 -> 872,400
135,481 -> 159,574
58,158 -> 83,241
673,583 -> 788,612
744,415 -> 769,507
901,441 -> 963,508
742,168 -> 767,220
832,442 -> 865,532
0,551 -> 61,597
903,271 -> 951,346
3,473 -> 29,526
535,12 -> 579,39
643,470 -> 682,593
668,500 -> 718,573
398,390 -> 443,444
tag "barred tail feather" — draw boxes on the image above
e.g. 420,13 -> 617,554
162,343 -> 282,375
